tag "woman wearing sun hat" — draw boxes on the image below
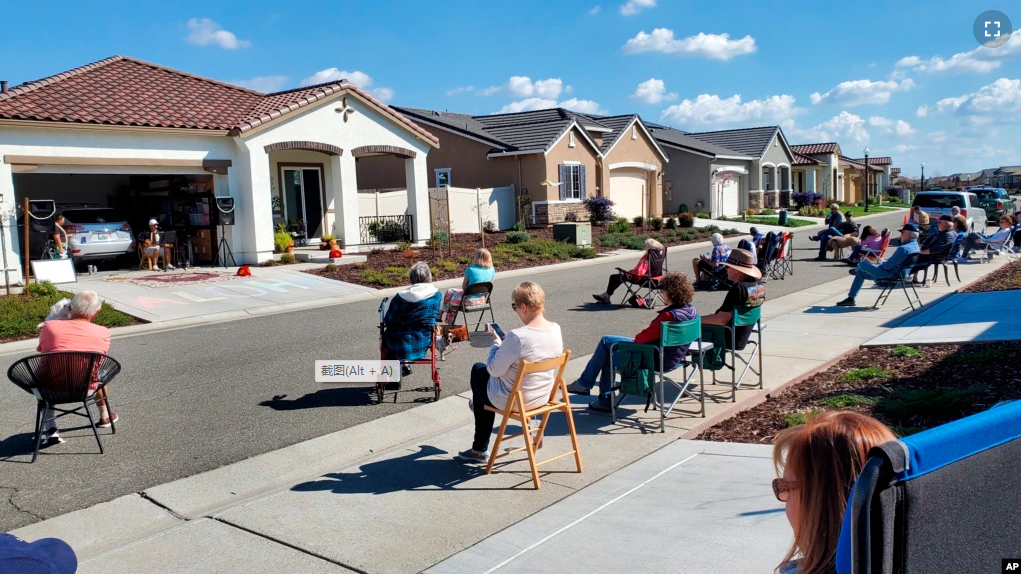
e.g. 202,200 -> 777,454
701,248 -> 765,349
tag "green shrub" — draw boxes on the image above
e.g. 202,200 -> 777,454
878,385 -> 988,421
891,345 -> 923,358
817,394 -> 878,408
458,256 -> 470,265
649,217 -> 663,231
430,230 -> 449,247
944,347 -> 1013,367
782,408 -> 821,428
395,241 -> 412,253
514,220 -> 527,232
26,281 -> 58,298
838,366 -> 891,383
323,263 -> 340,272
798,206 -> 827,218
94,304 -> 134,328
279,253 -> 296,264
274,231 -> 293,253
598,232 -> 646,250
261,259 -> 280,267
702,224 -> 721,233
368,220 -> 408,243
677,212 -> 694,228
678,231 -> 695,241
632,216 -> 644,228
437,259 -> 458,272
360,268 -> 395,287
759,208 -> 775,215
483,220 -> 497,233
608,217 -> 630,234
506,231 -> 530,244
696,212 -> 711,219
665,216 -> 678,230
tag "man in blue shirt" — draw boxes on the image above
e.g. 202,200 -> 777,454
836,223 -> 921,307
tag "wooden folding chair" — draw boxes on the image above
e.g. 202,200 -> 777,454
484,351 -> 582,489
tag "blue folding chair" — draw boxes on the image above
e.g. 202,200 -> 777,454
836,399 -> 1021,574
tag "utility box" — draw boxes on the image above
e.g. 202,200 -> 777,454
552,222 -> 592,246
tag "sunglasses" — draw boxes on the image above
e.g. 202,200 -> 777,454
772,478 -> 798,502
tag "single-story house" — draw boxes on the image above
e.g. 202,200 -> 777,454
386,107 -> 670,224
0,55 -> 439,280
790,143 -> 841,199
850,156 -> 892,196
650,125 -> 795,217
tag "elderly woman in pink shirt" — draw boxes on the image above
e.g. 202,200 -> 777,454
841,226 -> 884,265
36,291 -> 116,448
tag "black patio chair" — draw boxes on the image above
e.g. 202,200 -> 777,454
871,253 -> 923,310
450,281 -> 496,332
617,247 -> 666,307
932,233 -> 964,285
7,352 -> 122,462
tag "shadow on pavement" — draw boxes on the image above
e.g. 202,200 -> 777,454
260,387 -> 375,411
568,302 -> 625,313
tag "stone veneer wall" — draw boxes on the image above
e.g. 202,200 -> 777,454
764,190 -> 779,209
748,190 -> 764,210
532,202 -> 590,226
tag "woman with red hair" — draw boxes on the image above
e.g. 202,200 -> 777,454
772,411 -> 896,574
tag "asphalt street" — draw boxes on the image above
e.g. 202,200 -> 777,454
0,211 -> 907,531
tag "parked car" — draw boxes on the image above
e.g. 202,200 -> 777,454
969,187 -> 1017,221
911,191 -> 987,232
60,208 -> 135,263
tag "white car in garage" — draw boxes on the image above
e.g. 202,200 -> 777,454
61,208 -> 136,263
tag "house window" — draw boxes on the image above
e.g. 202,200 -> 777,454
434,168 -> 451,187
631,125 -> 637,140
564,164 -> 581,199
569,132 -> 576,148
763,171 -> 772,191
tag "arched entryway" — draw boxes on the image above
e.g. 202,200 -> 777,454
264,141 -> 344,243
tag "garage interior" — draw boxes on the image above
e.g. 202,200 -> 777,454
14,171 -> 218,269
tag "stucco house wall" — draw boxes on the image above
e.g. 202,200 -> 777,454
543,125 -> 599,201
661,149 -> 710,215
602,122 -> 664,216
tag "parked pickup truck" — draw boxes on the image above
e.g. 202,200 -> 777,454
970,187 -> 1018,221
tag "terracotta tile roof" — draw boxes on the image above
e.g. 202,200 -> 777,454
0,55 -> 438,146
790,143 -> 840,155
850,156 -> 892,166
792,152 -> 822,166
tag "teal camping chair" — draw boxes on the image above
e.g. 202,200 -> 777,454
702,305 -> 763,402
609,318 -> 710,432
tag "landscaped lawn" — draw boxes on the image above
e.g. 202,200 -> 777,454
697,342 -> 1021,443
840,204 -> 898,218
0,282 -> 140,344
723,216 -> 815,228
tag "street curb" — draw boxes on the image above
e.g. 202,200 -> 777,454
679,346 -> 860,440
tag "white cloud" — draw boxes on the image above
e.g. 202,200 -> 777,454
480,76 -> 564,99
659,93 -> 802,129
809,78 -> 914,106
623,29 -> 756,61
630,78 -> 677,104
496,97 -> 607,115
893,144 -> 919,153
916,105 -> 929,118
446,86 -> 476,96
922,78 -> 1021,121
186,18 -> 250,49
589,5 -> 601,14
619,0 -> 655,15
895,34 -> 1021,74
233,75 -> 289,93
868,116 -> 915,136
299,68 -> 394,101
798,111 -> 870,144
929,131 -> 948,143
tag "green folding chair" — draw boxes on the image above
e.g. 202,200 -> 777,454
609,317 -> 710,433
703,305 -> 764,402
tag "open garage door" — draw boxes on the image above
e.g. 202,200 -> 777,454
609,169 -> 650,220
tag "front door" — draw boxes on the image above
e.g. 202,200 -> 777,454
282,167 -> 325,239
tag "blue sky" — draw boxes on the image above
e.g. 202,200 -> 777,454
1,0 -> 1019,176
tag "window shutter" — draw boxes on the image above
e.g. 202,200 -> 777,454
579,166 -> 587,198
559,164 -> 568,200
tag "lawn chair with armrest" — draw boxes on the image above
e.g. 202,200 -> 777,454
871,253 -> 923,310
484,351 -> 581,489
860,229 -> 891,263
757,231 -> 779,277
702,303 -> 764,402
617,247 -> 667,308
377,297 -> 442,403
835,399 -> 1021,574
980,234 -> 1015,263
7,352 -> 122,463
609,318 -> 709,433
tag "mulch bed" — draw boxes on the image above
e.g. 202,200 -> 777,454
697,342 -> 1021,444
960,259 -> 1021,293
309,226 -> 742,288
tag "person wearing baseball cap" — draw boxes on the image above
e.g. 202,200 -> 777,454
836,223 -> 920,307
702,248 -> 765,350
0,533 -> 77,574
136,219 -> 175,271
910,215 -> 958,284
812,211 -> 858,261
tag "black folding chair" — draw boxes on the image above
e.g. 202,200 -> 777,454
7,352 -> 122,462
932,233 -> 964,286
617,247 -> 666,307
871,253 -> 923,310
450,281 -> 496,332
836,400 -> 1021,574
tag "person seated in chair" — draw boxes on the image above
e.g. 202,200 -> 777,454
812,211 -> 857,261
911,215 -> 957,284
701,249 -> 765,350
136,219 -> 175,270
593,238 -> 664,303
458,282 -> 563,463
750,226 -> 765,249
910,205 -> 930,228
836,224 -> 920,307
808,204 -> 844,243
841,226 -> 884,265
381,262 -> 442,382
35,291 -> 117,448
958,215 -> 1013,262
438,248 -> 495,323
569,273 -> 698,412
691,233 -> 731,288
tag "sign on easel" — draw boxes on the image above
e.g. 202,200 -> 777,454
30,259 -> 78,285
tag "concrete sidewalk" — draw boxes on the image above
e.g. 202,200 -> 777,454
865,289 -> 1021,346
10,246 -> 1005,574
